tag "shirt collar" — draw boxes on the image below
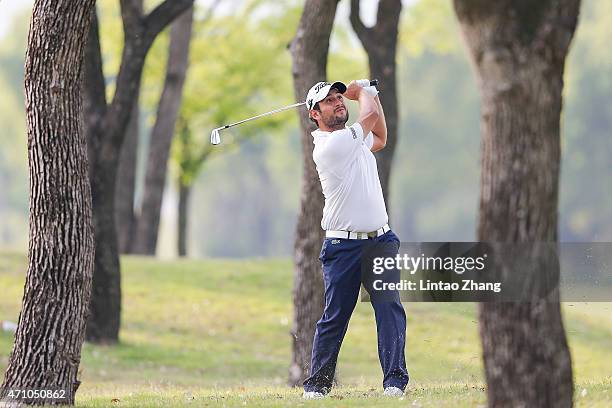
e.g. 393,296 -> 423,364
311,128 -> 328,138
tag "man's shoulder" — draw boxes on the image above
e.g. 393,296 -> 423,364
313,124 -> 365,161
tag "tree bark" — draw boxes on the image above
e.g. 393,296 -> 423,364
83,0 -> 194,343
84,7 -> 123,344
350,0 -> 401,213
132,6 -> 194,255
453,1 -> 581,407
288,0 -> 339,387
177,179 -> 191,257
115,100 -> 139,254
0,0 -> 96,404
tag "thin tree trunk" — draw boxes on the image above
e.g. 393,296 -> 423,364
177,180 -> 191,257
86,157 -> 123,343
133,6 -> 194,255
116,100 -> 139,254
84,8 -> 125,344
83,0 -> 194,343
288,0 -> 339,387
350,0 -> 402,214
453,1 -> 581,406
0,0 -> 95,404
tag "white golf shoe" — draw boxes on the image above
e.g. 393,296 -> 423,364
383,386 -> 405,397
302,391 -> 326,399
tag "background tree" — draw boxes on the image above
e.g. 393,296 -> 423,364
0,0 -> 96,404
174,117 -> 203,257
114,0 -> 142,255
288,0 -> 339,387
131,6 -> 195,255
115,101 -> 140,254
350,0 -> 402,209
453,0 -> 581,406
83,0 -> 194,343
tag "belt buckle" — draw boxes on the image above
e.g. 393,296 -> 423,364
367,231 -> 377,238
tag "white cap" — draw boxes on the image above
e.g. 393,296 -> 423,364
305,81 -> 347,110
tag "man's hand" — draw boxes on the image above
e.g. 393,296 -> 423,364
356,79 -> 379,97
343,80 -> 363,101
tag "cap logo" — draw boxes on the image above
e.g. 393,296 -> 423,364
315,82 -> 330,93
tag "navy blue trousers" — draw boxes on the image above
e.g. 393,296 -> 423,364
303,230 -> 409,394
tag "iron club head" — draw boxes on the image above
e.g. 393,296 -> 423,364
210,128 -> 221,145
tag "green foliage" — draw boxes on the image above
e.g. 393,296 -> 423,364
170,0 -> 300,187
401,0 -> 463,56
96,0 -> 125,102
182,1 -> 296,127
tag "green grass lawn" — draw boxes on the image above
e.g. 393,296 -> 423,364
0,250 -> 610,407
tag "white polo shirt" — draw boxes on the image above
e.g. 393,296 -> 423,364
312,122 -> 388,232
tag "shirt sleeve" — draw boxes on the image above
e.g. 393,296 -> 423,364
364,128 -> 374,150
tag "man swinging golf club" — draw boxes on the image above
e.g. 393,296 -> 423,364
302,80 -> 409,398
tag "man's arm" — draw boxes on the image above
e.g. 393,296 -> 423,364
370,96 -> 387,152
344,81 -> 379,137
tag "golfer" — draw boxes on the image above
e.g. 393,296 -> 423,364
302,80 -> 409,398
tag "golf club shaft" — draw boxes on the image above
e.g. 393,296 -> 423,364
221,102 -> 306,130
220,79 -> 379,130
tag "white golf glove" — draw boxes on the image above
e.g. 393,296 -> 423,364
355,79 -> 379,97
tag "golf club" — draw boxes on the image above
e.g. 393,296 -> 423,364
210,79 -> 379,145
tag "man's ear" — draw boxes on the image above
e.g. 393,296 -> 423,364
310,109 -> 320,121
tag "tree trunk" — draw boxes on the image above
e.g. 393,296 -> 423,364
453,1 -> 581,407
350,0 -> 402,214
115,100 -> 139,254
177,180 -> 191,257
84,8 -> 127,344
0,0 -> 96,404
132,6 -> 194,255
86,156 -> 123,343
288,0 -> 339,387
83,0 -> 194,343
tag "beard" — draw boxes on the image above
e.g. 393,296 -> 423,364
321,109 -> 349,129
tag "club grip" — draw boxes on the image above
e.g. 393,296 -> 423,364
356,79 -> 379,88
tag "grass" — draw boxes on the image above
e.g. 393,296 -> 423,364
0,250 -> 610,407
